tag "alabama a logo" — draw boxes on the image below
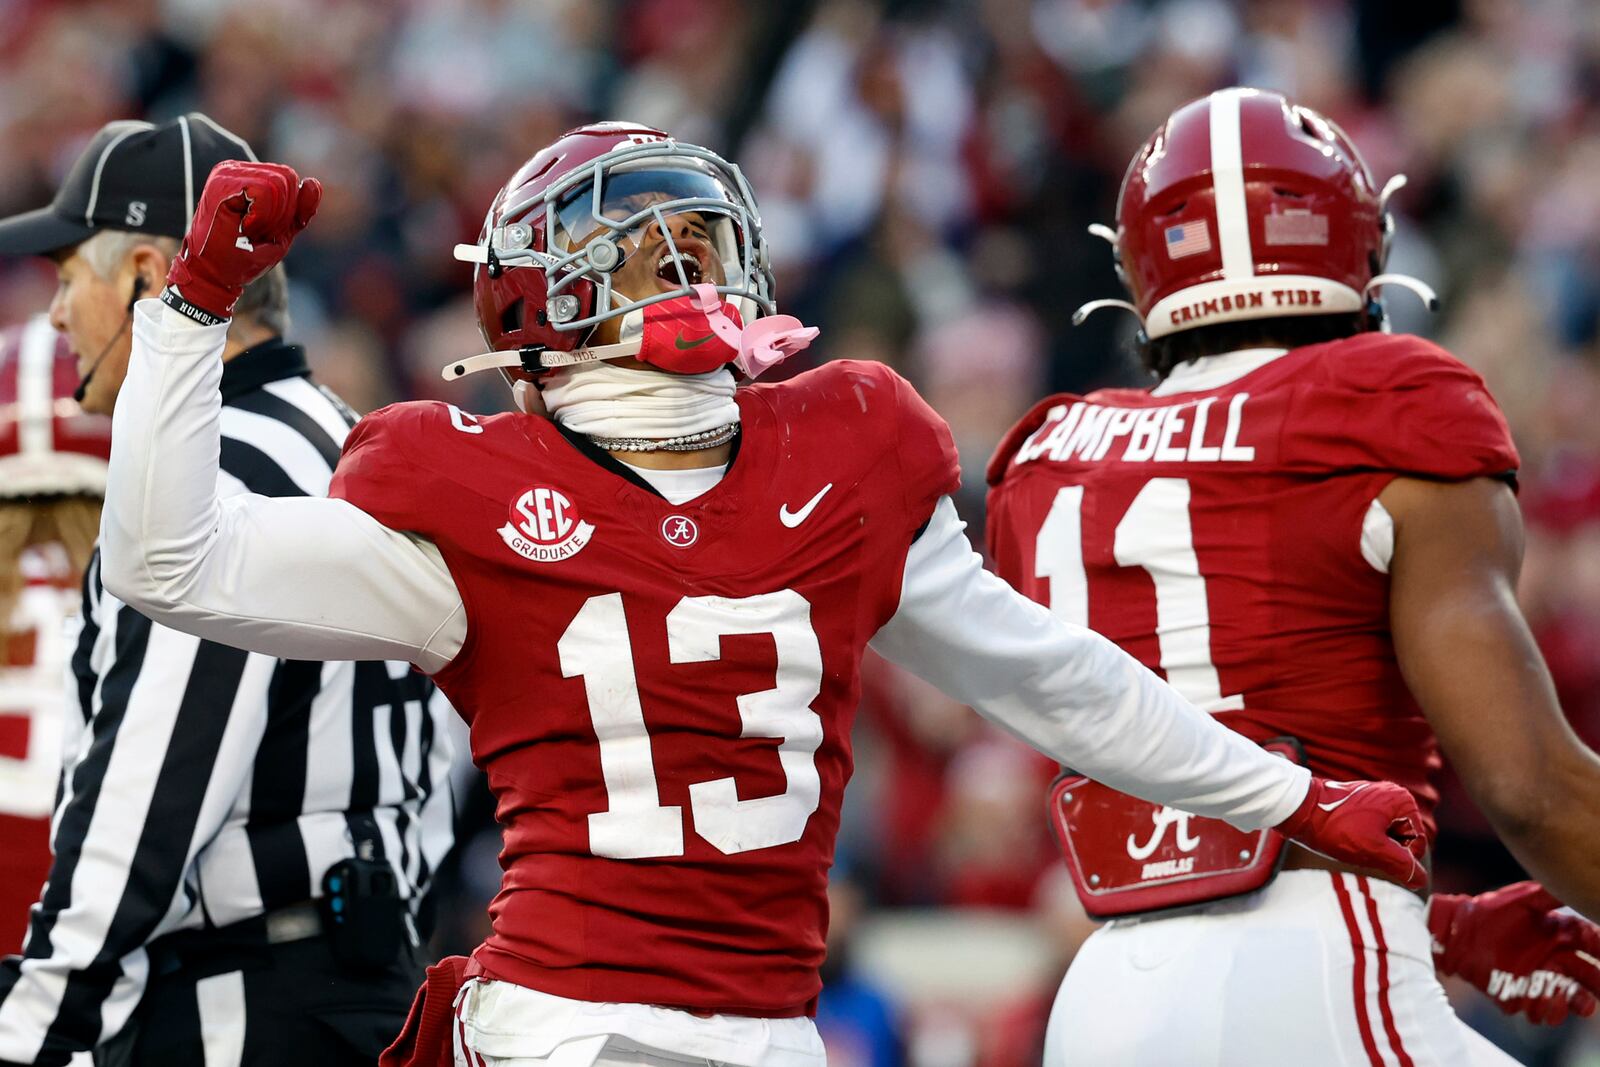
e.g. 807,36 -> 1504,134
1125,806 -> 1202,860
1126,806 -> 1203,881
499,485 -> 595,562
660,514 -> 699,548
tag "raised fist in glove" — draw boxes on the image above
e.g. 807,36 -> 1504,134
1275,778 -> 1427,891
1430,882 -> 1600,1025
165,161 -> 322,322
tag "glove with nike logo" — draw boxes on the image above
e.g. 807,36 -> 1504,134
1274,778 -> 1427,890
1429,881 -> 1600,1025
165,160 -> 322,324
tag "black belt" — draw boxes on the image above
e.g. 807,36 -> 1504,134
146,903 -> 325,977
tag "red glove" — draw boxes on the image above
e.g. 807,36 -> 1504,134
1275,778 -> 1427,891
165,161 -> 322,321
1429,882 -> 1600,1025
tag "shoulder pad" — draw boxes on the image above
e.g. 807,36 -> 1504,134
986,394 -> 1078,487
749,359 -> 922,443
772,357 -> 899,405
1317,332 -> 1470,390
1286,332 -> 1520,484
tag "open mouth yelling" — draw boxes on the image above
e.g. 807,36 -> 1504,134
654,249 -> 705,288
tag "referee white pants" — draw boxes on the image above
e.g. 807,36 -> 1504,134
1044,871 -> 1522,1066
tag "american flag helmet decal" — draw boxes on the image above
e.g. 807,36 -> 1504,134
1164,220 -> 1212,259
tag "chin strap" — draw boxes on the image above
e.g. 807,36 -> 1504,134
443,284 -> 817,383
1072,298 -> 1144,327
440,349 -> 517,381
1075,223 -> 1145,329
440,337 -> 641,382
1087,223 -> 1118,246
1379,174 -> 1408,215
1365,273 -> 1440,312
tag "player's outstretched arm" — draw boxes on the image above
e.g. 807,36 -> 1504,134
1391,475 -> 1600,1030
1388,474 -> 1600,920
870,498 -> 1425,887
99,162 -> 464,671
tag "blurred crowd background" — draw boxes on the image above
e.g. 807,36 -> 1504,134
5,0 -> 1600,1063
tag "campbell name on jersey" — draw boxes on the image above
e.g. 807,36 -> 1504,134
330,360 -> 958,1017
986,333 -> 1518,837
1007,390 -> 1259,467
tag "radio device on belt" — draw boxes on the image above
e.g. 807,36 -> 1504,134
1049,737 -> 1306,919
321,813 -> 407,970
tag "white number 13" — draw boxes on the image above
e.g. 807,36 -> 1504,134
557,590 -> 824,859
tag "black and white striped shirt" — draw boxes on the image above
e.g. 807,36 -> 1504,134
0,341 -> 455,1066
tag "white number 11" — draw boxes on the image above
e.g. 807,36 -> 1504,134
1035,477 -> 1243,712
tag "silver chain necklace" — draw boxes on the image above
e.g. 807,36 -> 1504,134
586,422 -> 740,454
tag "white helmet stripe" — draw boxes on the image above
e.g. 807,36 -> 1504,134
1208,88 -> 1254,280
18,315 -> 58,457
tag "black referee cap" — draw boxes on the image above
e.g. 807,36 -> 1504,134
0,113 -> 257,257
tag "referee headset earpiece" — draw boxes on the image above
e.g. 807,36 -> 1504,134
72,274 -> 150,404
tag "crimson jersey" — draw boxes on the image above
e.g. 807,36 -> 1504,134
985,333 -> 1518,840
330,360 -> 957,1017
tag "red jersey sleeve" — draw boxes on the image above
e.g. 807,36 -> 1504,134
884,365 -> 961,526
1285,333 -> 1520,485
329,402 -> 438,534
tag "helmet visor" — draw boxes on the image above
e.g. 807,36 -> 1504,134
551,160 -> 748,285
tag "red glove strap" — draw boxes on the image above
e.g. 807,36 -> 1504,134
1274,780 -> 1321,839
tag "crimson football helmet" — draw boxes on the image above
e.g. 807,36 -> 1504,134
448,122 -> 775,390
1078,87 -> 1434,339
0,315 -> 111,498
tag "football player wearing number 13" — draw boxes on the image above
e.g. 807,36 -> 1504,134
986,88 -> 1600,1066
100,123 -> 1422,1067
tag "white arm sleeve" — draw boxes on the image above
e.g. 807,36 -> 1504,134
869,497 -> 1310,829
100,299 -> 466,673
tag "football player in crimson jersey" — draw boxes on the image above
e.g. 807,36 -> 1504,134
98,123 -> 1425,1067
0,317 -> 110,956
986,87 -> 1600,1066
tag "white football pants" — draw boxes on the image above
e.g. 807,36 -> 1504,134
1044,871 -> 1522,1066
451,977 -> 824,1067
456,1035 -> 721,1067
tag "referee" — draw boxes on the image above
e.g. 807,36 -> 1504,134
0,116 -> 455,1067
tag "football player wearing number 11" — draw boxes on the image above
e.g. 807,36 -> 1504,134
986,88 -> 1600,1066
100,123 -> 1422,1067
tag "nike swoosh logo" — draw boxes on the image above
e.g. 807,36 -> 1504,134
674,332 -> 715,350
1317,783 -> 1368,813
779,483 -> 834,528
